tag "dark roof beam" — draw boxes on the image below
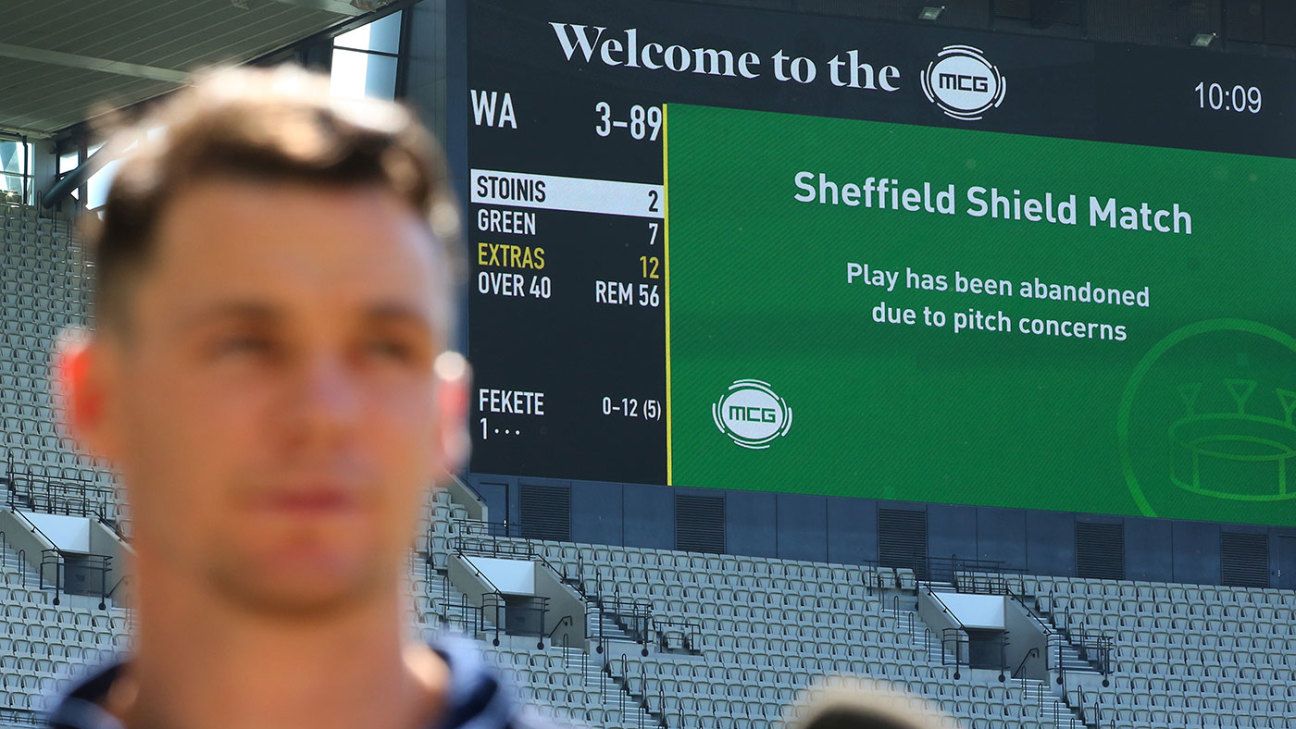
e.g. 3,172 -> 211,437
0,42 -> 187,84
262,0 -> 380,17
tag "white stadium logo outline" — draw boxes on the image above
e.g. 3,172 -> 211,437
712,379 -> 793,449
920,45 -> 1007,121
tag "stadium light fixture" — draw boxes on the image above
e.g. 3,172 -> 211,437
1191,32 -> 1217,48
919,5 -> 946,21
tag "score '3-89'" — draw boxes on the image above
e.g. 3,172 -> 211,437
595,102 -> 663,141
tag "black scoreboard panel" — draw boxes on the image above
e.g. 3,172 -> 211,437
462,0 -> 1296,486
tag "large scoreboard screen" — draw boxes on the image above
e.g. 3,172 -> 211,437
464,0 -> 1296,527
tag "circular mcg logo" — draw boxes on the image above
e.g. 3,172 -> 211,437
712,379 -> 793,449
921,45 -> 1006,121
1118,319 -> 1296,523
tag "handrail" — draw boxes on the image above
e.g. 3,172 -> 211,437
587,602 -> 609,655
106,573 -> 130,603
0,706 -> 42,728
941,627 -> 969,679
598,591 -> 653,656
88,554 -> 114,609
448,520 -> 588,599
1012,646 -> 1040,679
1071,623 -> 1115,679
477,590 -> 551,648
1048,633 -> 1069,687
4,462 -> 117,520
925,554 -> 1026,590
9,506 -> 61,552
15,548 -> 27,587
98,513 -> 131,543
1006,585 -> 1055,637
650,616 -> 701,653
40,548 -> 64,605
923,583 -> 966,630
452,544 -> 504,596
546,614 -> 573,642
477,591 -> 507,646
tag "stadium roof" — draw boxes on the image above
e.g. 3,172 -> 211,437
0,0 -> 384,138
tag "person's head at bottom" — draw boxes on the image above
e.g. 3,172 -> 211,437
53,66 -> 545,729
790,678 -> 954,729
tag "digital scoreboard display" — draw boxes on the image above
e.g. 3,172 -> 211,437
464,0 -> 1296,527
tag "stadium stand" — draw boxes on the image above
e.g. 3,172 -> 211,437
1027,576 -> 1296,728
2,199 -> 1294,729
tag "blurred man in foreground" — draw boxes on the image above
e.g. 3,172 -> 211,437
53,66 -> 552,729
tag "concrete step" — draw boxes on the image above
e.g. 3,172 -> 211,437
1015,680 -> 1090,729
587,612 -> 638,643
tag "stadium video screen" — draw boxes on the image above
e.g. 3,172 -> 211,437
464,0 -> 1296,528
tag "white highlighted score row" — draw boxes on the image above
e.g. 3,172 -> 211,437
470,168 -> 664,220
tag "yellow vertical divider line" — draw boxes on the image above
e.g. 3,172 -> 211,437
662,103 -> 673,487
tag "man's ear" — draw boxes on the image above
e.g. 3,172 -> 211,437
54,327 -> 118,464
432,351 -> 471,478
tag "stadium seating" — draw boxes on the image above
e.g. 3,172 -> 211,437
0,532 -> 127,727
1025,575 -> 1295,728
429,530 -> 1080,729
3,202 -> 1295,729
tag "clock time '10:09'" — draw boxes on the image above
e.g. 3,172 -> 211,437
1195,82 -> 1262,113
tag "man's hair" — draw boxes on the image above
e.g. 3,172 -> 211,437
83,65 -> 462,331
790,678 -> 951,729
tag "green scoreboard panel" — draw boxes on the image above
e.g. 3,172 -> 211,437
665,105 -> 1296,527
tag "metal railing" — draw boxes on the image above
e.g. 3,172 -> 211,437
546,614 -> 573,644
1012,646 -> 1040,679
4,547 -> 29,587
609,656 -> 671,729
446,516 -> 704,658
1072,683 -> 1120,729
39,548 -> 64,605
923,583 -> 962,628
3,456 -> 118,522
1068,623 -> 1116,677
941,627 -> 970,679
0,707 -> 41,728
35,548 -> 115,609
106,573 -> 131,606
447,519 -> 584,595
651,617 -> 700,654
477,592 -> 553,649
1046,593 -> 1116,683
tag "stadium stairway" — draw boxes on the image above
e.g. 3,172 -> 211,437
0,531 -> 129,729
446,522 -> 1111,729
891,583 -> 1093,726
413,500 -> 664,727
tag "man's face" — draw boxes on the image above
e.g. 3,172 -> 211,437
78,179 -> 464,616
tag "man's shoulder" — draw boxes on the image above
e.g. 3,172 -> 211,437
430,633 -> 568,729
46,633 -> 569,729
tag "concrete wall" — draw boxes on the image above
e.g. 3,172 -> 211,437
464,473 -> 1296,588
448,553 -> 496,608
934,592 -> 1004,629
917,588 -> 965,664
87,520 -> 132,601
1004,600 -> 1049,680
534,565 -> 586,649
0,509 -> 54,582
21,512 -> 89,552
465,556 -> 534,595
